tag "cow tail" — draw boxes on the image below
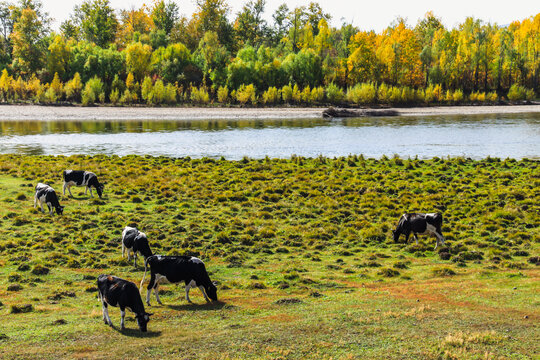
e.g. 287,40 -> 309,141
140,256 -> 152,291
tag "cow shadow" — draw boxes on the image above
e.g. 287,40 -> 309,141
111,326 -> 161,338
164,301 -> 227,312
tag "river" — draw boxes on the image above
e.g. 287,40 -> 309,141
0,113 -> 538,159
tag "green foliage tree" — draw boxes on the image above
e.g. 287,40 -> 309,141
76,0 -> 118,47
152,0 -> 179,34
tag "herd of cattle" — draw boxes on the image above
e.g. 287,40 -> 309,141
32,170 -> 445,332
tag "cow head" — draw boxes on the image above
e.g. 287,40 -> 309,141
55,205 -> 64,215
206,282 -> 218,302
135,312 -> 152,332
392,229 -> 399,242
96,183 -> 104,199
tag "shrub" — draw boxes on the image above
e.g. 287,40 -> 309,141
165,84 -> 176,104
291,84 -> 301,103
377,83 -> 390,103
151,79 -> 166,104
326,83 -> 344,104
82,77 -> 104,105
300,85 -> 311,103
64,72 -> 82,102
525,88 -> 535,101
236,84 -> 257,105
487,91 -> 498,102
507,84 -> 527,101
81,86 -> 95,106
424,84 -> 435,103
262,86 -> 279,104
109,89 -> 120,104
347,83 -> 376,105
433,84 -> 444,102
190,86 -> 210,104
141,76 -> 153,103
452,89 -> 464,102
310,86 -> 324,103
217,85 -> 229,103
119,89 -> 135,104
281,84 -> 292,103
389,86 -> 402,104
49,72 -> 63,100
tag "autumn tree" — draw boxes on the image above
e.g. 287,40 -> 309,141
47,35 -> 70,80
116,5 -> 154,47
10,7 -> 44,75
125,41 -> 152,80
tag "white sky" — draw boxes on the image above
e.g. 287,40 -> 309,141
44,0 -> 539,32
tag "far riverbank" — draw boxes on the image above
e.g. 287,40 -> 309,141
0,104 -> 539,121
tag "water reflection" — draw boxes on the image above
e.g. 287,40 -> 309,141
0,113 -> 538,159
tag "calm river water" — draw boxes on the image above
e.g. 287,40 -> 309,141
0,113 -> 538,159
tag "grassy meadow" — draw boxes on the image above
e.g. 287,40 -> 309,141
0,154 -> 538,359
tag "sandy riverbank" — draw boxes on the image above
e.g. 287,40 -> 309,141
0,104 -> 539,120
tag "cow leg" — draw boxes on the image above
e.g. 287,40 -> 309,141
39,201 -> 45,213
413,233 -> 419,244
48,204 -> 53,216
120,307 -> 126,330
133,253 -> 137,268
62,182 -> 67,196
185,280 -> 196,303
67,185 -> 73,197
121,242 -> 125,258
434,231 -> 445,250
146,274 -> 156,306
34,195 -> 37,208
127,249 -> 131,261
198,285 -> 210,302
88,187 -> 94,198
154,282 -> 163,305
102,302 -> 112,326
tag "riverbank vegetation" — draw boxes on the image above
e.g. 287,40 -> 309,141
0,154 -> 538,358
0,1 -> 538,107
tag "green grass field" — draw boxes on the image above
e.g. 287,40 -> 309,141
0,154 -> 538,359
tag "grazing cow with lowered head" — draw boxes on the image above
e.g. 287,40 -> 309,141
392,212 -> 445,249
63,170 -> 104,199
34,183 -> 64,215
122,226 -> 153,267
97,274 -> 152,332
140,255 -> 218,306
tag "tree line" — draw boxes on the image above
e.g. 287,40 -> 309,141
0,0 -> 538,106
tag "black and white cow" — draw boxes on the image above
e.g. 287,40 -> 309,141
122,226 -> 153,267
140,255 -> 218,306
97,274 -> 152,332
34,183 -> 64,215
63,170 -> 104,199
392,212 -> 445,249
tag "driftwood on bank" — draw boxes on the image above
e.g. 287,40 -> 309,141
322,107 -> 400,118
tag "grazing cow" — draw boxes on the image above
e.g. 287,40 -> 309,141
63,170 -> 104,198
34,183 -> 64,215
122,226 -> 153,267
392,212 -> 445,249
140,255 -> 218,306
97,274 -> 152,332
